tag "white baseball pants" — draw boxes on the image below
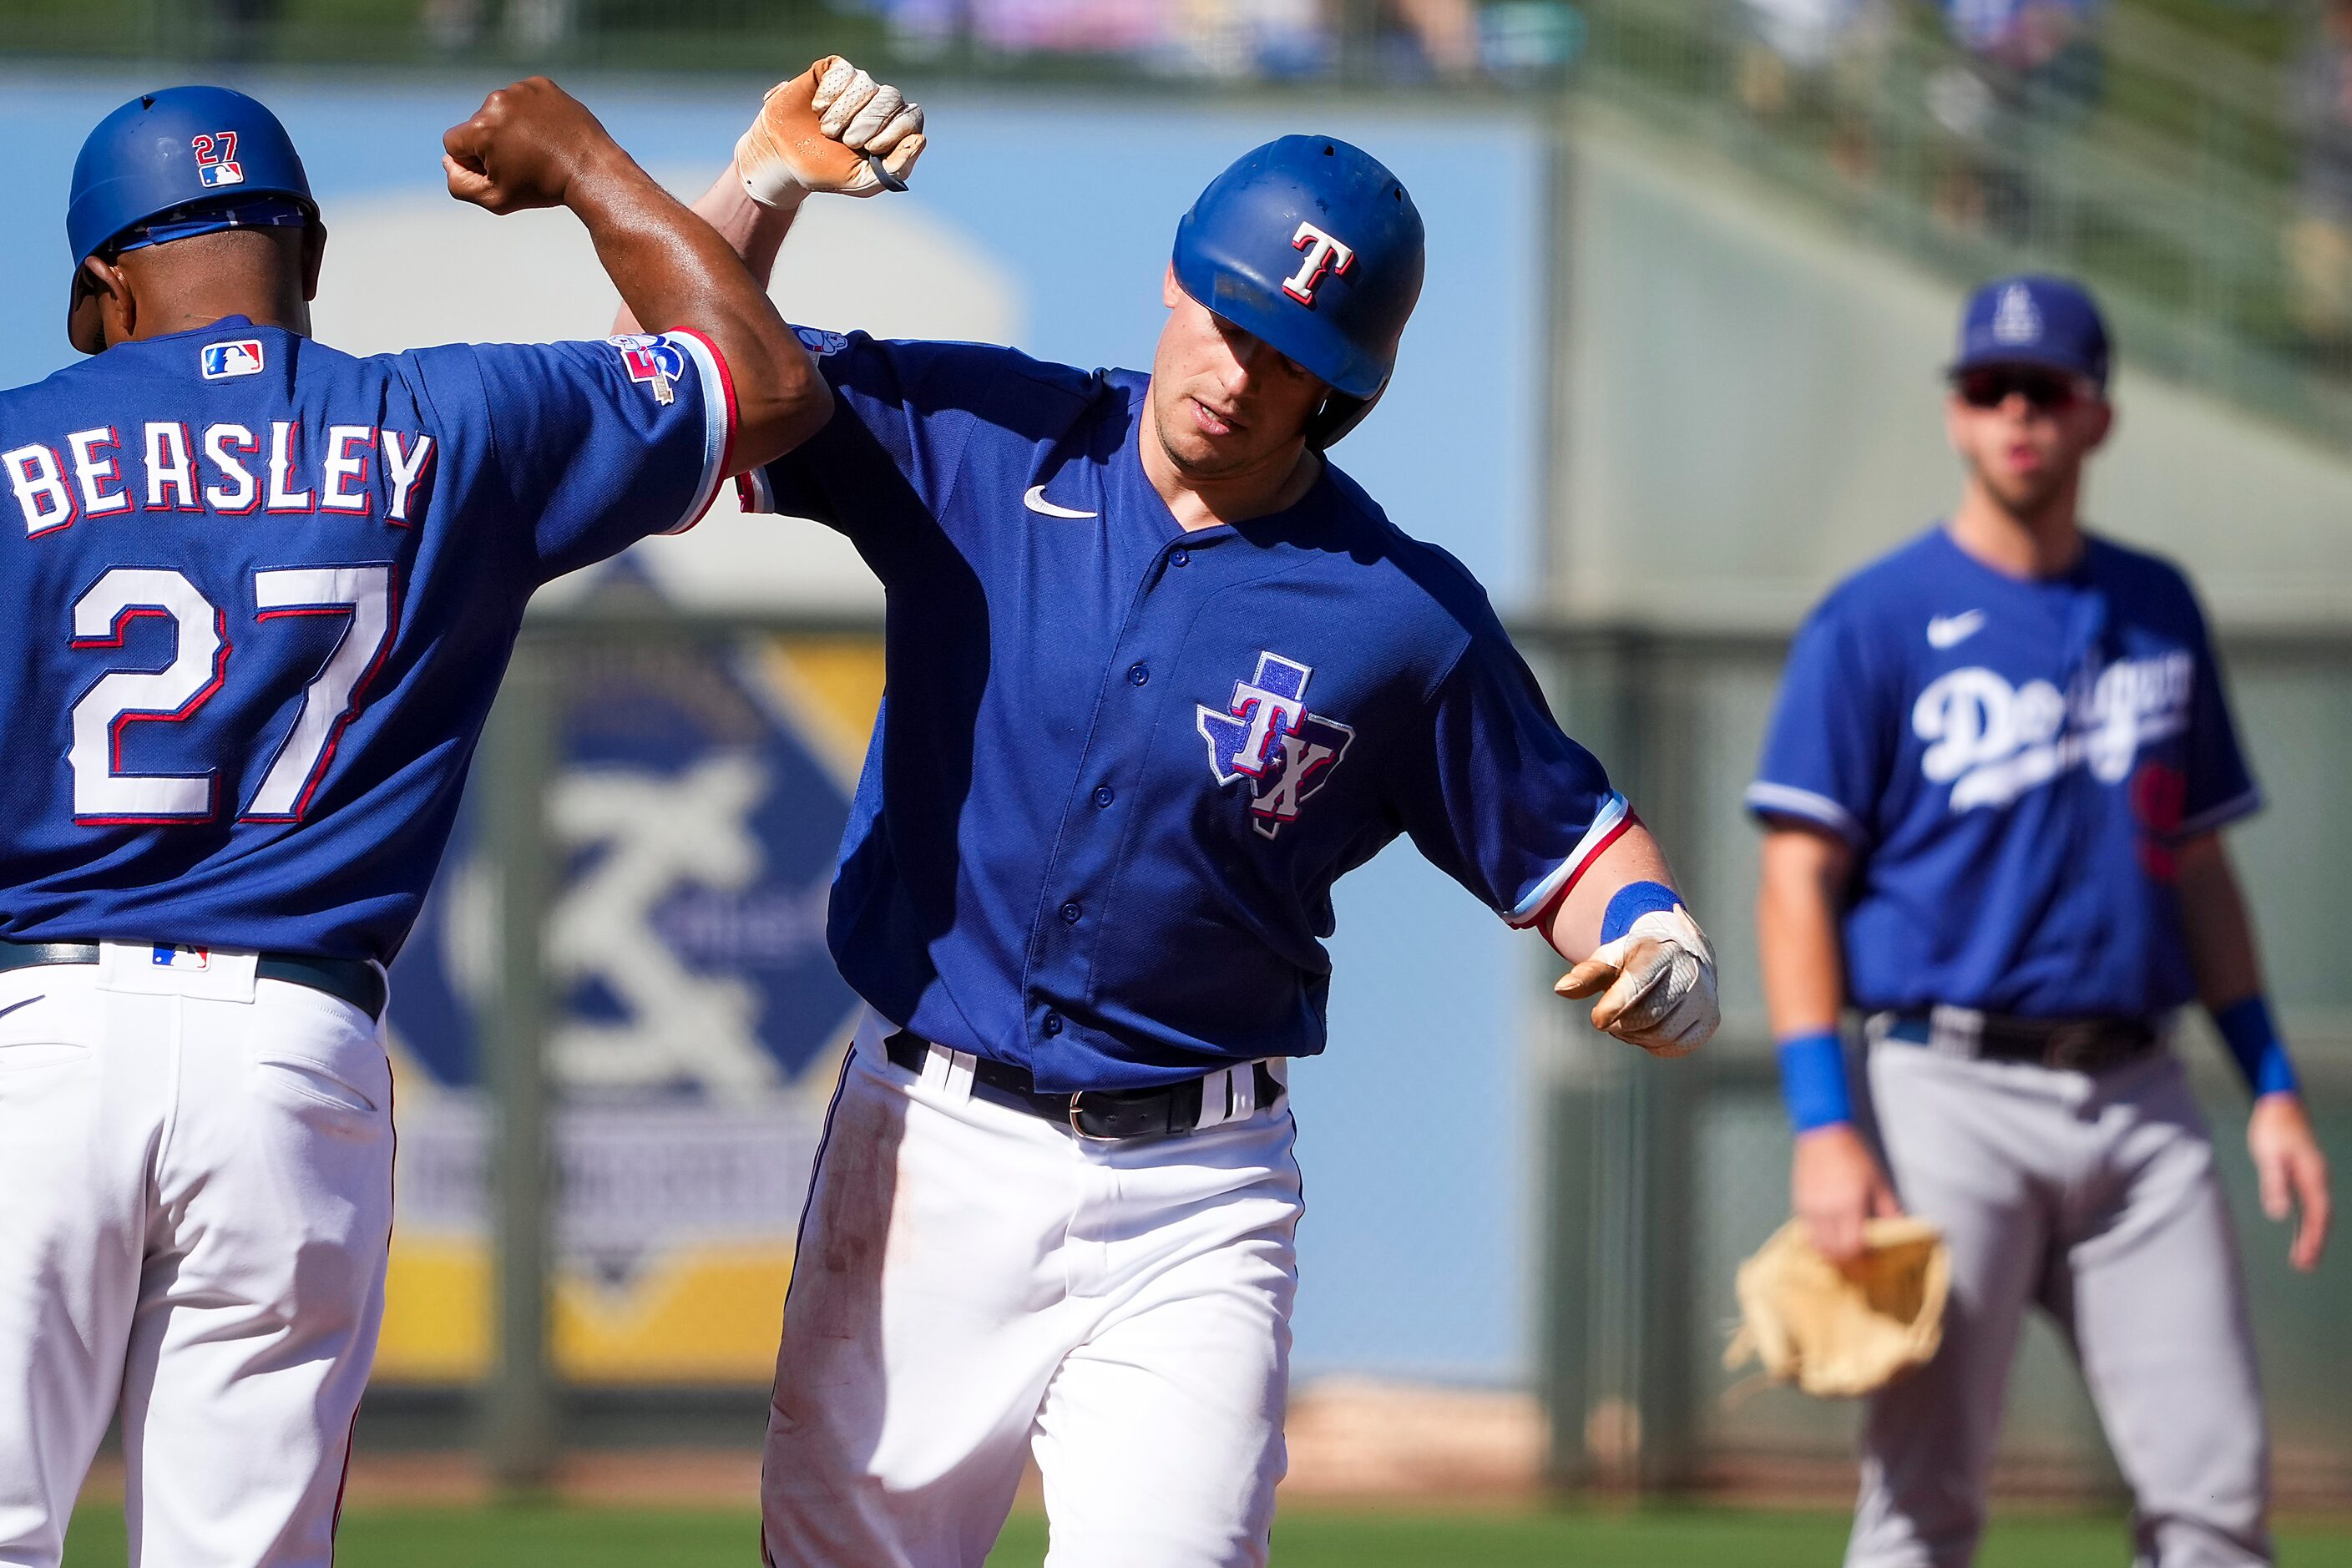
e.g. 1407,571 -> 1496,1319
0,952 -> 395,1568
761,1012 -> 1301,1568
1847,1041 -> 2271,1568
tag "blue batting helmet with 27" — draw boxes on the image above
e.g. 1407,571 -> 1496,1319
66,85 -> 319,342
1171,134 -> 1425,446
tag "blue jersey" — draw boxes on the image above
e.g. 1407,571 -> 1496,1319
740,331 -> 1625,1091
1748,526 -> 2259,1018
0,318 -> 733,962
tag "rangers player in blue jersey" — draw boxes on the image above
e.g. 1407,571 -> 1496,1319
625,71 -> 1722,1566
0,68 -> 927,1565
1752,276 -> 2334,1567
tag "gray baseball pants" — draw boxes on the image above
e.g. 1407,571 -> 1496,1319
1844,1034 -> 2272,1568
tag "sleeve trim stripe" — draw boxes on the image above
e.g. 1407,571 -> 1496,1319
1744,781 -> 1864,842
736,463 -> 777,517
661,329 -> 735,536
1505,791 -> 1632,928
2176,787 -> 2264,838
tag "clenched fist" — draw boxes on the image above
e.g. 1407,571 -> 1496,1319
443,76 -> 620,214
736,56 -> 927,205
1557,903 -> 1720,1057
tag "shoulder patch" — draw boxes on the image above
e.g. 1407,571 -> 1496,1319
793,326 -> 851,357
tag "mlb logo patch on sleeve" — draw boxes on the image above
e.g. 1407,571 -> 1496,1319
200,339 -> 265,380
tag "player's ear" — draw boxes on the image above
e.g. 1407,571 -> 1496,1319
2081,396 -> 2114,452
1162,262 -> 1181,310
68,255 -> 132,357
301,221 -> 329,303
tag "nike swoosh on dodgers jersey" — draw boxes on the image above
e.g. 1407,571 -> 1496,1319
1926,609 -> 1987,649
1023,484 -> 1098,519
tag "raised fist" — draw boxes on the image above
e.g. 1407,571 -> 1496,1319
443,77 -> 618,215
736,56 -> 927,206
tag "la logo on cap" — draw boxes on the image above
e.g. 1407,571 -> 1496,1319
1990,284 -> 2041,345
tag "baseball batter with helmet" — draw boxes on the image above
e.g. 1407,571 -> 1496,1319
622,66 -> 1722,1566
0,69 -> 910,1563
1752,274 -> 2334,1567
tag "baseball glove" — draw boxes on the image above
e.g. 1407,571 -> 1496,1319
1723,1216 -> 1950,1398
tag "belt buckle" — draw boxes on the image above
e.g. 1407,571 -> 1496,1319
2043,1022 -> 2102,1072
1065,1091 -> 1120,1143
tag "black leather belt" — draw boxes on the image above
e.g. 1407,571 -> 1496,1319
0,940 -> 387,1023
1890,1009 -> 2157,1074
884,1030 -> 1284,1141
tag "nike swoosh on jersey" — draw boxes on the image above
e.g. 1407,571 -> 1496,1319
1926,609 -> 1987,649
1024,485 -> 1098,519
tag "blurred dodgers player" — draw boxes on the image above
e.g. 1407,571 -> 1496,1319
621,63 -> 1723,1568
1751,276 -> 2333,1567
0,70 -> 899,1565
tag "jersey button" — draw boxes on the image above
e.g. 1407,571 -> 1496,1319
1170,548 -> 1190,568
1060,901 -> 1083,924
1042,1012 -> 1065,1036
1092,785 -> 1115,808
1127,663 -> 1149,686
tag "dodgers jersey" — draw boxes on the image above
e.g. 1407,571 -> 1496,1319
740,331 -> 1626,1092
1748,526 -> 2259,1018
0,318 -> 732,962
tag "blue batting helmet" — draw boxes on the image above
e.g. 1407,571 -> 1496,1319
66,86 -> 319,343
1171,135 -> 1424,447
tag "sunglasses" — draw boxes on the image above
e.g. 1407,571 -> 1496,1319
1953,367 -> 2089,412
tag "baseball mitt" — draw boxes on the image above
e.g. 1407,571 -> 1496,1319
1723,1216 -> 1950,1398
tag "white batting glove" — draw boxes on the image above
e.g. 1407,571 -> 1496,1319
1555,905 -> 1720,1058
736,55 -> 926,206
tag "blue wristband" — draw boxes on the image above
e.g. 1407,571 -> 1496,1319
1600,880 -> 1681,944
1777,1030 -> 1854,1133
2212,995 -> 2300,1099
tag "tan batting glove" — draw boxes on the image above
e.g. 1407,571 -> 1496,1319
736,56 -> 926,206
1556,904 -> 1720,1058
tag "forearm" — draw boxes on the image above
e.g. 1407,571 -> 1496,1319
567,148 -> 827,468
2174,832 -> 2263,1009
1540,822 -> 1675,962
2175,833 -> 2299,1098
612,161 -> 802,335
1758,827 -> 1856,1130
1758,842 -> 1848,1036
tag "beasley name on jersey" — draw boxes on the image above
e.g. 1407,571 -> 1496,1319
0,319 -> 731,962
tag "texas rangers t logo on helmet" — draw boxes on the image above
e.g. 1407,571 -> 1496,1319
191,131 -> 244,189
1197,651 -> 1355,838
1282,222 -> 1355,306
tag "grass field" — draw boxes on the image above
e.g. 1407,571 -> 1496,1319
59,1503 -> 2352,1565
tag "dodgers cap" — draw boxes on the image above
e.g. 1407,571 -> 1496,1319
1949,274 -> 2111,389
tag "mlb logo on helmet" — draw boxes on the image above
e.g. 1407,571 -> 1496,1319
200,338 -> 265,379
191,130 -> 244,189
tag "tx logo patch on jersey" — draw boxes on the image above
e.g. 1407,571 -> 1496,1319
607,333 -> 685,405
1925,609 -> 1985,649
200,338 -> 265,380
1282,222 -> 1355,306
1196,651 -> 1354,839
191,130 -> 244,188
